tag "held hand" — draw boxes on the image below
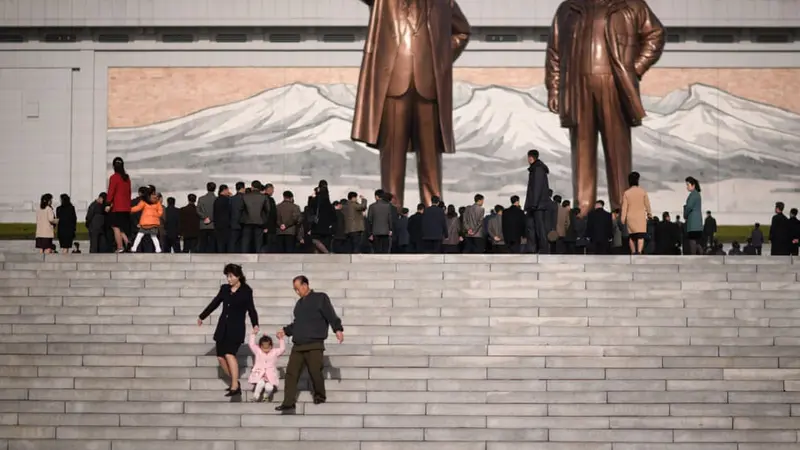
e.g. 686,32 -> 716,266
252,326 -> 259,335
548,96 -> 559,114
203,218 -> 211,224
369,235 -> 374,241
280,224 -> 286,231
276,329 -> 285,339
263,229 -> 269,234
197,318 -> 203,326
335,331 -> 344,344
104,206 -> 111,213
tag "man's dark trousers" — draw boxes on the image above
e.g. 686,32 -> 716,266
281,342 -> 326,407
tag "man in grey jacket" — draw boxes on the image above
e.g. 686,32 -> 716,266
241,181 -> 270,253
367,189 -> 394,254
463,194 -> 485,253
197,182 -> 216,253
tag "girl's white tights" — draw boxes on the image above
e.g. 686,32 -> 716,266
253,380 -> 275,399
131,232 -> 161,253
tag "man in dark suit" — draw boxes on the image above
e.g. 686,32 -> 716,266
503,195 -> 526,253
213,185 -> 232,253
655,211 -> 680,255
179,194 -> 200,253
407,203 -> 425,253
229,181 -> 245,253
789,208 -> 800,256
524,149 -> 551,254
770,202 -> 791,256
263,183 -> 278,253
585,200 -> 613,254
421,196 -> 448,253
164,197 -> 181,253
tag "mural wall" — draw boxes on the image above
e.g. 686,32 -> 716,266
107,68 -> 800,223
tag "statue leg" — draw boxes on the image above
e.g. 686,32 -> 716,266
412,94 -> 443,207
570,77 -> 599,217
378,95 -> 413,208
597,75 -> 633,212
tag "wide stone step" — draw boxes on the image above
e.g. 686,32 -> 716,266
1,252 -> 799,448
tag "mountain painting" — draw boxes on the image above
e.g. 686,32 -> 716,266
107,68 -> 800,224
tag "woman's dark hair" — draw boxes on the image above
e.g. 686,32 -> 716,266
628,171 -> 640,187
685,176 -> 701,193
258,335 -> 273,347
112,157 -> 130,182
446,204 -> 457,218
40,193 -> 53,209
223,263 -> 247,284
59,193 -> 71,206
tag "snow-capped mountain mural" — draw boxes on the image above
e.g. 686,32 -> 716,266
107,81 -> 800,223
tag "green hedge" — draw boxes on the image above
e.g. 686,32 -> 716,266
0,222 -> 765,244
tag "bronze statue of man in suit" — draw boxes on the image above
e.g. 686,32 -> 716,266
351,0 -> 471,207
546,0 -> 665,216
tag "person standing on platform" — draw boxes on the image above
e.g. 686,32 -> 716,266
524,150 -> 550,254
197,182 -> 217,253
682,176 -> 703,255
229,182 -> 246,253
213,185 -> 232,253
107,157 -> 132,252
275,276 -> 344,412
620,171 -> 652,255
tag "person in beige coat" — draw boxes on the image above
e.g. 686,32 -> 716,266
620,172 -> 652,254
35,193 -> 59,254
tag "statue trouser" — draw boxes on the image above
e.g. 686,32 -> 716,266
525,211 -> 549,254
570,74 -> 632,216
378,88 -> 443,208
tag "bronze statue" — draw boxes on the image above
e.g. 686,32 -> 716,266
351,0 -> 471,207
545,0 -> 665,216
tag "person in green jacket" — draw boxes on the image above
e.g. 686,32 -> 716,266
683,176 -> 703,255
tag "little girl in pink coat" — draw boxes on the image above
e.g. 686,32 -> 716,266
248,332 -> 286,402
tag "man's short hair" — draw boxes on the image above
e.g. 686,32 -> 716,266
553,195 -> 562,203
235,181 -> 246,191
188,193 -> 197,203
596,200 -> 605,207
206,182 -> 216,192
417,203 -> 425,211
283,190 -> 293,199
218,184 -> 228,195
528,149 -> 539,159
375,189 -> 384,198
431,196 -> 441,205
494,205 -> 504,213
776,202 -> 785,212
167,197 -> 176,206
293,275 -> 309,286
474,194 -> 484,202
348,191 -> 358,200
510,195 -> 519,204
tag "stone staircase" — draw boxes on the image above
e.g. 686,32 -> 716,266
0,251 -> 799,450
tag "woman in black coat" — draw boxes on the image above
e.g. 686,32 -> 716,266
306,180 -> 336,253
56,194 -> 77,253
197,264 -> 259,396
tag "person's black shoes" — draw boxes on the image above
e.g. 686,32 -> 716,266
275,404 -> 296,412
313,398 -> 326,405
225,386 -> 242,397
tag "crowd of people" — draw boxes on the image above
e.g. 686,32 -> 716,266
33,154 -> 800,257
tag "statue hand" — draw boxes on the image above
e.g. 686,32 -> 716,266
548,96 -> 559,114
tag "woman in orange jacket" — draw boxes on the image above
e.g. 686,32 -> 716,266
130,189 -> 164,253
